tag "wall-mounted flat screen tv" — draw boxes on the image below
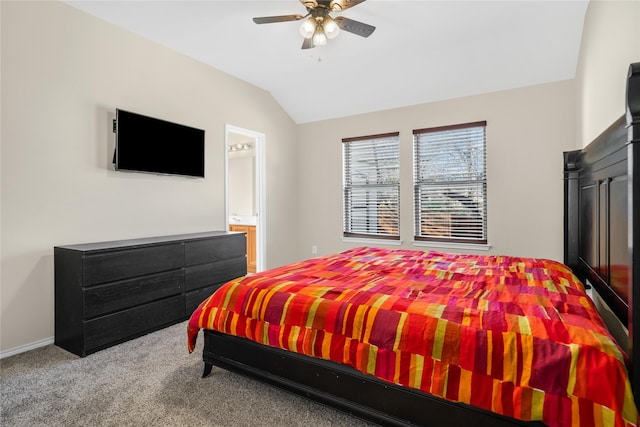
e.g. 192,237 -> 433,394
114,109 -> 205,178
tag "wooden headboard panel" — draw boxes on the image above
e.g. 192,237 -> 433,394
564,62 -> 640,405
564,117 -> 628,320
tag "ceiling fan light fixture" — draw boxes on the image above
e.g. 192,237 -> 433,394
312,25 -> 328,46
323,16 -> 340,39
252,0 -> 375,50
299,17 -> 316,39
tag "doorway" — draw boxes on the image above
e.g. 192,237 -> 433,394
225,125 -> 266,273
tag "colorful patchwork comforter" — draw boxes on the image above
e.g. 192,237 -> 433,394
187,247 -> 638,427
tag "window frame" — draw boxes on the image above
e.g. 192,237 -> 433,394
342,132 -> 401,241
413,121 -> 488,245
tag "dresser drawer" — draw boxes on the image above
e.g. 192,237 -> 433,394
84,295 -> 185,354
83,243 -> 184,286
185,257 -> 246,291
185,283 -> 225,315
185,235 -> 245,266
84,270 -> 184,319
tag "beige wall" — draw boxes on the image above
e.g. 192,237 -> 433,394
296,0 -> 640,265
575,0 -> 640,148
228,151 -> 256,216
0,1 -> 298,354
297,80 -> 576,261
3,0 -> 638,356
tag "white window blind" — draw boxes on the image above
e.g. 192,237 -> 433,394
413,121 -> 487,244
343,132 -> 400,240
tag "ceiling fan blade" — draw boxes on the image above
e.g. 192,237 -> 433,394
253,14 -> 304,24
331,0 -> 367,12
334,16 -> 375,38
301,38 -> 315,49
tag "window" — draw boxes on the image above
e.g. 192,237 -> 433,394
343,132 -> 400,240
413,121 -> 487,244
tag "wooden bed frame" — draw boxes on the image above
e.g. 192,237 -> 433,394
199,63 -> 640,427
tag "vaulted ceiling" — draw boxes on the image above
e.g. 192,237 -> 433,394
66,1 -> 589,124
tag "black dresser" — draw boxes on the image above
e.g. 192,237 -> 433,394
54,231 -> 246,357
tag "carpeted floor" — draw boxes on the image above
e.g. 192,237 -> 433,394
0,321 -> 372,426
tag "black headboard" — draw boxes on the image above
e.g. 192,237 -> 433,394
564,62 -> 640,405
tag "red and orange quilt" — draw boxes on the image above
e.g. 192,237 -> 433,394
188,247 -> 638,427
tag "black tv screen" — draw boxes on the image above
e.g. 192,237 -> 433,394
115,109 -> 205,178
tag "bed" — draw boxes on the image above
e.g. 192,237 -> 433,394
188,62 -> 640,427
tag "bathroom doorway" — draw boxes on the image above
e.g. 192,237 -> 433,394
225,125 -> 266,272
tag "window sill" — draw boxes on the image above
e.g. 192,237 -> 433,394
412,240 -> 492,251
342,237 -> 403,246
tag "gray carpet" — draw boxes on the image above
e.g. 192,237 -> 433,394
1,321 -> 372,426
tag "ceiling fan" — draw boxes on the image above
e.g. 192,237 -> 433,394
252,0 -> 375,49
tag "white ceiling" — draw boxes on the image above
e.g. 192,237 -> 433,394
65,0 -> 589,124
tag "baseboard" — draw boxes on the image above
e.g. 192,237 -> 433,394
0,336 -> 55,359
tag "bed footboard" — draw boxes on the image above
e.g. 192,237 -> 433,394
202,363 -> 213,378
202,330 -> 544,427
